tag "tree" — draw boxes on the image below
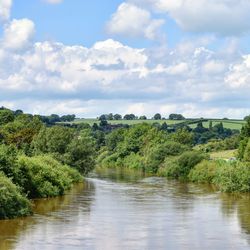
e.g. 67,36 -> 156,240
209,121 -> 213,131
161,122 -> 168,130
60,114 -> 76,122
107,113 -> 114,120
48,114 -> 60,124
123,114 -> 136,120
213,122 -> 224,134
99,114 -> 107,121
99,119 -> 108,127
153,113 -> 161,120
139,115 -> 147,120
14,109 -> 23,116
169,114 -> 185,120
0,109 -> 15,125
65,130 -> 96,174
114,114 -> 122,120
171,128 -> 194,146
32,126 -> 74,155
194,122 -> 207,133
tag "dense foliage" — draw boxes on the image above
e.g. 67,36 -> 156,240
0,173 -> 32,219
97,123 -> 201,174
97,120 -> 249,193
0,108 -> 97,219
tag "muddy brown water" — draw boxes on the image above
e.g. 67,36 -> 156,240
0,168 -> 250,250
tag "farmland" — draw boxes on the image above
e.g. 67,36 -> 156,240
70,118 -> 246,130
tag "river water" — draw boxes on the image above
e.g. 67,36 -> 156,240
0,168 -> 250,250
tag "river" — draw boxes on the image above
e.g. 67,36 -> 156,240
0,168 -> 250,250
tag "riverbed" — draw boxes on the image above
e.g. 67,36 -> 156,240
0,168 -> 250,250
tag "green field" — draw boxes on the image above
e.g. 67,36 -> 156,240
210,150 -> 237,160
67,118 -> 246,130
72,118 -> 186,126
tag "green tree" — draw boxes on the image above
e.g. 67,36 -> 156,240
65,129 -> 96,174
153,113 -> 161,120
114,114 -> 122,120
171,128 -> 194,146
0,109 -> 14,125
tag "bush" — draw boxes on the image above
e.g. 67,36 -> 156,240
143,141 -> 189,174
123,153 -> 144,170
16,155 -> 82,198
158,157 -> 180,178
100,153 -> 120,168
188,160 -> 217,183
0,144 -> 18,178
161,151 -> 207,179
0,173 -> 31,219
213,161 -> 250,192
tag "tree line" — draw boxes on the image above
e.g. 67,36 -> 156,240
98,113 -> 185,121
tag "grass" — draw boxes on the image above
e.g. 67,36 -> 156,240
210,150 -> 237,160
189,120 -> 245,130
71,118 -> 186,126
70,118 -> 245,130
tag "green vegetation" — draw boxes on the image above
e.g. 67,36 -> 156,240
69,117 -> 245,130
16,155 -> 82,198
189,160 -> 250,192
210,150 -> 236,159
97,116 -> 250,193
0,106 -> 250,219
0,107 -> 97,219
0,173 -> 32,220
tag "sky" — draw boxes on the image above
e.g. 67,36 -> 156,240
0,0 -> 250,118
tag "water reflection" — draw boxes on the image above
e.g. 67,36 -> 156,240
0,169 -> 249,250
0,182 -> 94,250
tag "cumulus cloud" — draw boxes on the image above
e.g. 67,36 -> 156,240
107,3 -> 165,40
0,0 -> 12,22
1,32 -> 249,118
2,19 -> 35,51
130,0 -> 250,36
225,55 -> 250,89
0,0 -> 249,118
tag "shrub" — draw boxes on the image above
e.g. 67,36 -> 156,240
0,144 -> 18,178
188,160 -> 217,183
123,153 -> 144,170
143,141 -> 189,174
0,172 -> 31,219
158,158 -> 180,178
213,161 -> 250,192
16,155 -> 82,198
177,151 -> 208,177
100,153 -> 120,168
161,151 -> 207,179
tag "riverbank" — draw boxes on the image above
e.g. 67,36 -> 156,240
0,154 -> 82,220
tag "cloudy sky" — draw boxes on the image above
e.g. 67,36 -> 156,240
0,0 -> 250,118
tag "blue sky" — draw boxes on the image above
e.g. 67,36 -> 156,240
1,0 -> 250,118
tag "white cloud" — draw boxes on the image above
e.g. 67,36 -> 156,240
130,0 -> 250,36
225,55 -> 250,88
0,36 -> 247,118
0,9 -> 249,118
203,60 -> 226,74
107,3 -> 165,40
2,19 -> 35,51
0,0 -> 12,22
